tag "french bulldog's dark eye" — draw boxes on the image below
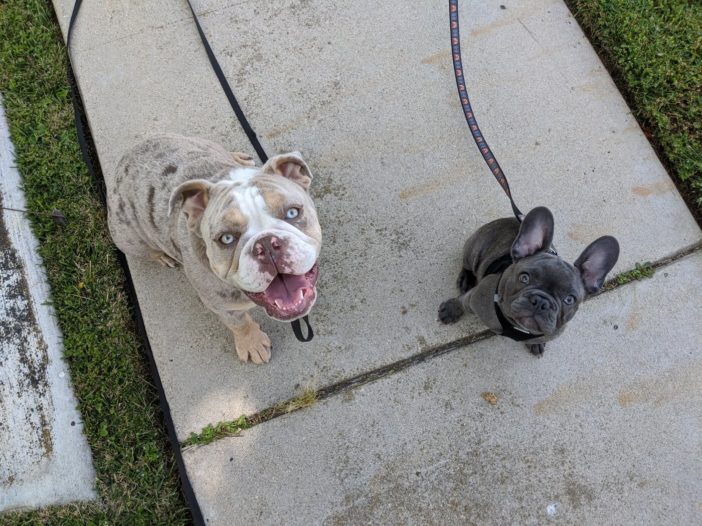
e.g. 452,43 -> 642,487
219,233 -> 237,245
564,295 -> 575,305
285,207 -> 301,220
519,273 -> 529,284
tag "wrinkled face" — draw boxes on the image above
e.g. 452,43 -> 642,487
499,253 -> 586,336
180,163 -> 322,321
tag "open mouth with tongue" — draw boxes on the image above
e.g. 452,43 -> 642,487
244,263 -> 319,321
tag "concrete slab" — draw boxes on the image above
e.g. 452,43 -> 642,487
0,98 -> 95,512
184,251 -> 702,525
54,0 -> 701,440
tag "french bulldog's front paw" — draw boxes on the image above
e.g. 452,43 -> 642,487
235,325 -> 272,364
438,298 -> 464,324
528,343 -> 545,357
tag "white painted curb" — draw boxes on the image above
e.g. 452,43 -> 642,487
0,95 -> 96,512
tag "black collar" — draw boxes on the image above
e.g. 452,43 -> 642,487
493,301 -> 539,341
484,248 -> 556,342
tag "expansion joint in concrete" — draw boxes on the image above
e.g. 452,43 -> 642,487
182,243 -> 702,448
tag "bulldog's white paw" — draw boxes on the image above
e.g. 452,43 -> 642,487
234,323 -> 272,364
231,152 -> 256,167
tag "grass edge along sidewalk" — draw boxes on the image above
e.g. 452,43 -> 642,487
0,1 -> 189,524
566,0 -> 702,222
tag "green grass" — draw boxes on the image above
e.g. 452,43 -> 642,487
183,387 -> 318,448
614,262 -> 655,285
567,0 -> 702,216
0,1 -> 189,524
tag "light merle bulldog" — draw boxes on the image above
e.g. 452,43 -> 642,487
107,134 -> 321,364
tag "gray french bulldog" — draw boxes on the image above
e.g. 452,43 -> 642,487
438,207 -> 619,356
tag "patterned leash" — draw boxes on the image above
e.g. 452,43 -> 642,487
449,0 -> 523,220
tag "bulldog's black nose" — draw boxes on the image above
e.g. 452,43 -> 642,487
254,236 -> 283,261
530,294 -> 556,311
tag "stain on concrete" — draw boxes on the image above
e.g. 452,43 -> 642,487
399,173 -> 463,201
533,379 -> 596,416
618,361 -> 702,408
631,180 -> 675,197
420,50 -> 451,66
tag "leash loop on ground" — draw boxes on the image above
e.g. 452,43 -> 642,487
449,0 -> 523,220
291,315 -> 314,342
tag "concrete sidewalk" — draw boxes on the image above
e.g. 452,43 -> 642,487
53,0 -> 700,522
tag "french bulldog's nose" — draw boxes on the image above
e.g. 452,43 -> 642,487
530,294 -> 555,311
254,236 -> 283,260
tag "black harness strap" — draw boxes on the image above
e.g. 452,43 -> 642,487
484,253 -> 540,342
493,302 -> 536,342
449,0 -> 523,221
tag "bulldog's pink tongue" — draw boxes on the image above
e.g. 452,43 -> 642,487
244,264 -> 319,321
265,274 -> 309,307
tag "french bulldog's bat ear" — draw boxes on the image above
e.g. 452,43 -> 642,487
574,236 -> 620,295
168,179 -> 212,232
262,152 -> 313,191
511,206 -> 555,260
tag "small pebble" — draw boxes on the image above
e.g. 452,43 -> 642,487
546,503 -> 558,516
481,392 -> 498,405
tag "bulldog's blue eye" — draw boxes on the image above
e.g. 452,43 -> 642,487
285,207 -> 300,220
564,295 -> 575,305
519,273 -> 529,284
219,233 -> 237,245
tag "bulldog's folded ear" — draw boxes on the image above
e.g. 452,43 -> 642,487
574,236 -> 620,295
168,179 -> 212,232
511,206 -> 555,260
262,152 -> 313,191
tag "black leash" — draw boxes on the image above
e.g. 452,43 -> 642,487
184,0 -> 268,164
449,0 -> 523,221
184,1 -> 314,342
66,3 -> 207,525
185,1 -> 312,342
66,0 -> 313,342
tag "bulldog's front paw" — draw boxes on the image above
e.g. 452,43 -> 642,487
234,323 -> 272,364
151,251 -> 178,268
438,298 -> 464,324
528,343 -> 545,357
230,152 -> 256,167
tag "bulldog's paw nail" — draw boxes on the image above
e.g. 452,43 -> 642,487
235,328 -> 272,364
